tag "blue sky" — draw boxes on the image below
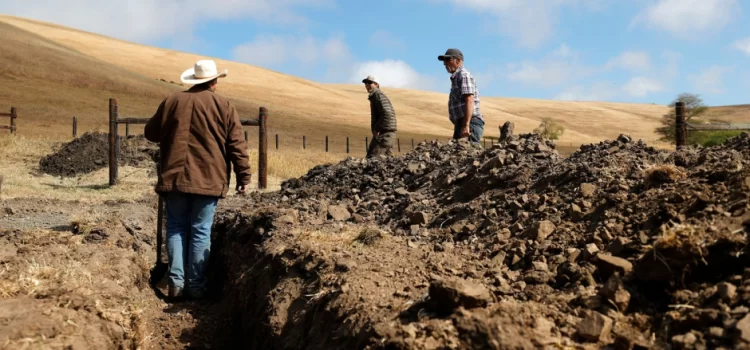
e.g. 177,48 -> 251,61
3,0 -> 750,106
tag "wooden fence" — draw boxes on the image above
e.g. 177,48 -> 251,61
0,107 -> 17,134
107,98 -> 269,189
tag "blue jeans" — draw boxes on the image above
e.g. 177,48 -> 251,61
164,191 -> 219,296
452,116 -> 485,144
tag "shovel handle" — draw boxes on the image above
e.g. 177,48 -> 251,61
156,194 -> 164,263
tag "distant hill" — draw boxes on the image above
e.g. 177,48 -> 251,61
0,15 -> 708,147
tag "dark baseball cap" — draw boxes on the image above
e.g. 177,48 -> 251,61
438,48 -> 463,61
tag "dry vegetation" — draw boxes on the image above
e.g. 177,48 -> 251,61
0,14 -> 692,150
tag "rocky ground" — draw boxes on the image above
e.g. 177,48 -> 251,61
2,131 -> 749,349
213,132 -> 750,349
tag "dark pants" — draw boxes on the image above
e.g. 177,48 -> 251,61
366,131 -> 396,158
452,116 -> 485,144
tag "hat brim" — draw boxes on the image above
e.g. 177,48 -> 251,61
362,79 -> 377,84
438,55 -> 458,61
180,68 -> 228,84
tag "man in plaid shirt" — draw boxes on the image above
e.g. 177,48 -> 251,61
438,48 -> 484,145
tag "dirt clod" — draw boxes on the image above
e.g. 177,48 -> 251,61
428,277 -> 493,312
577,311 -> 613,342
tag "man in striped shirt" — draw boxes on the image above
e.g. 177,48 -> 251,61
438,48 -> 484,145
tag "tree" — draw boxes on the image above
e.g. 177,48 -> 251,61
534,118 -> 565,140
655,92 -> 709,143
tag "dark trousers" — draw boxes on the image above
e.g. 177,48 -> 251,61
366,131 -> 396,158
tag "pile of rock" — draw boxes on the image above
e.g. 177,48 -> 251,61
233,132 -> 750,348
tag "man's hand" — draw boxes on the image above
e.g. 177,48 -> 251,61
460,125 -> 470,138
236,184 -> 247,195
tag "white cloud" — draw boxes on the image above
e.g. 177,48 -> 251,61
622,77 -> 665,97
231,34 -> 352,67
437,0 -> 605,48
631,0 -> 740,38
0,0 -> 333,43
231,34 -> 436,90
503,44 -> 678,100
505,44 -> 595,87
605,52 -> 651,72
732,38 -> 750,56
369,31 -> 407,51
555,82 -> 619,101
688,65 -> 735,94
350,60 -> 438,90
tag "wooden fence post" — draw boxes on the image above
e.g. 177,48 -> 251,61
303,135 -> 306,149
258,107 -> 267,189
9,107 -> 16,134
108,98 -> 118,186
675,101 -> 686,149
346,137 -> 350,153
365,137 -> 368,152
125,121 -> 131,138
275,134 -> 279,150
325,136 -> 329,152
397,138 -> 401,152
73,116 -> 77,138
244,130 -> 248,142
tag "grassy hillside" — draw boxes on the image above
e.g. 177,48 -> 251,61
701,104 -> 750,123
0,14 -> 708,149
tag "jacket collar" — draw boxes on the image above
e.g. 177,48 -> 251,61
368,87 -> 380,98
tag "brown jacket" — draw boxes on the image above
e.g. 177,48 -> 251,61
144,85 -> 252,198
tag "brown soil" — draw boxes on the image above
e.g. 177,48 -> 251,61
0,197 -> 214,349
38,132 -> 159,177
4,131 -> 750,349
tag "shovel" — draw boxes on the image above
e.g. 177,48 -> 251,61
149,193 -> 169,290
149,157 -> 169,293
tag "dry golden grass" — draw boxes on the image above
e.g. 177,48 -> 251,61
0,14 -> 698,150
0,134 -> 155,202
701,104 -> 750,123
653,224 -> 706,257
644,164 -> 688,185
0,133 -> 368,202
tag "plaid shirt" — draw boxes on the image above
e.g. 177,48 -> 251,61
448,66 -> 483,122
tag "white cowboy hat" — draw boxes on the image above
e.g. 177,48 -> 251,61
180,60 -> 228,84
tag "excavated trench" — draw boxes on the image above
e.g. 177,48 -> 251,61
187,133 -> 750,349
201,209 -> 381,349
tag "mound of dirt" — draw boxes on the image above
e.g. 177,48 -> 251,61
39,132 -> 159,177
210,132 -> 750,349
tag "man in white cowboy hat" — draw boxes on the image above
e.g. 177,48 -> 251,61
362,74 -> 397,158
145,59 -> 252,300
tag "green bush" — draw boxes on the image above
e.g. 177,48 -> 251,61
687,130 -> 745,147
534,118 -> 565,140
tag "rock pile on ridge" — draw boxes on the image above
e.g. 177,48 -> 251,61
224,132 -> 750,349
